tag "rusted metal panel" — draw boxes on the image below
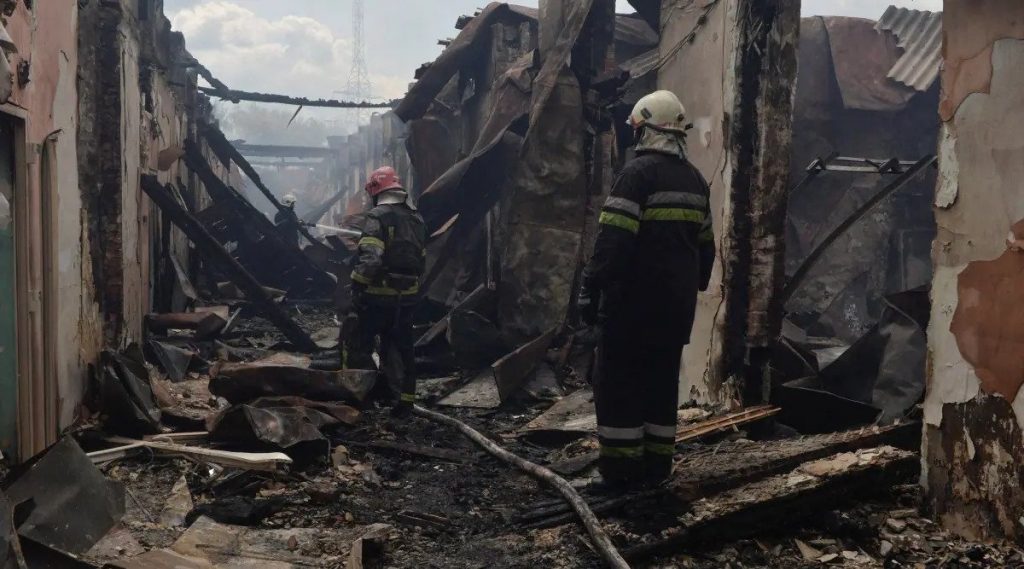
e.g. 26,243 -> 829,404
821,16 -> 915,111
876,6 -> 942,93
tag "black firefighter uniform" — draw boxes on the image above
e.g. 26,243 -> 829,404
345,202 -> 427,407
581,150 -> 715,483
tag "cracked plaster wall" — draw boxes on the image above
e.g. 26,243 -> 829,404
3,0 -> 99,456
924,0 -> 1024,542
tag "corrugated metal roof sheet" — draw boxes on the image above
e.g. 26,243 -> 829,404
876,6 -> 942,92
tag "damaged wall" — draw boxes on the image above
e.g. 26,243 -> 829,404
1,0 -> 96,457
923,0 -> 1024,544
79,0 -> 221,348
656,0 -> 799,403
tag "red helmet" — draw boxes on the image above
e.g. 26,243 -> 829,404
365,166 -> 403,197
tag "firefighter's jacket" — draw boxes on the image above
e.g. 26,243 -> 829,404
583,151 -> 715,345
351,202 -> 427,306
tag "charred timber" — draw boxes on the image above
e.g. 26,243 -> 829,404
198,122 -> 333,256
139,176 -> 318,352
181,140 -> 336,295
198,87 -> 395,109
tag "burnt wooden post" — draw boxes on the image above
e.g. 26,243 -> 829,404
140,175 -> 318,352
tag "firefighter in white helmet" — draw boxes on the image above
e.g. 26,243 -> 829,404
578,90 -> 716,490
275,192 -> 301,248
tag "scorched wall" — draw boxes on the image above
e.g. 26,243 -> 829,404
656,0 -> 799,404
923,0 -> 1024,544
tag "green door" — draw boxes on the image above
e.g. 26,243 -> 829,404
0,116 -> 17,456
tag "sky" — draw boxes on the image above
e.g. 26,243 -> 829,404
164,0 -> 943,132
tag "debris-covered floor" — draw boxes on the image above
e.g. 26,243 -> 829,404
1,298 -> 1021,568
86,401 -> 1024,569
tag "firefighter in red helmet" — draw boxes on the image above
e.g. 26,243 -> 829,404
344,166 -> 427,416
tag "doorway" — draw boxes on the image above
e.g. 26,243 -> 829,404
0,113 -> 18,455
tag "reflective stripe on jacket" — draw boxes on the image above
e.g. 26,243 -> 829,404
584,151 -> 716,345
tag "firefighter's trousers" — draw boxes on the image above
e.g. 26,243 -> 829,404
594,329 -> 684,484
343,302 -> 417,405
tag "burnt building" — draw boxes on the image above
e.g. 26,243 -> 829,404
0,0 -> 229,460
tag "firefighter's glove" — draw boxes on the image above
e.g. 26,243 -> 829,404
577,286 -> 600,326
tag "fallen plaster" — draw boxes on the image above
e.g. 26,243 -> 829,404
923,267 -> 979,428
1013,382 -> 1024,434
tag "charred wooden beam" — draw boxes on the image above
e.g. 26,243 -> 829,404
145,311 -> 227,340
299,188 -> 347,226
625,446 -> 919,562
198,123 -> 333,256
198,86 -> 394,109
233,144 -> 336,159
415,284 -> 493,348
140,176 -> 318,352
492,328 -> 557,403
181,139 -> 336,294
185,58 -> 238,103
676,405 -> 780,443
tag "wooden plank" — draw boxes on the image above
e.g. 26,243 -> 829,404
492,327 -> 558,403
106,436 -> 293,472
624,446 -> 919,562
524,423 -> 919,529
415,284 -> 492,348
676,405 -> 781,443
140,176 -> 318,352
86,443 -> 145,465
144,432 -> 209,445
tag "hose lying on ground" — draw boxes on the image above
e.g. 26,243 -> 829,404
412,405 -> 631,569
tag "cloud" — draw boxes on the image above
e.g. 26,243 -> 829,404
171,1 -> 407,100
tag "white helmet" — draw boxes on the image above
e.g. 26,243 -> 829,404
629,90 -> 688,136
281,193 -> 297,207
